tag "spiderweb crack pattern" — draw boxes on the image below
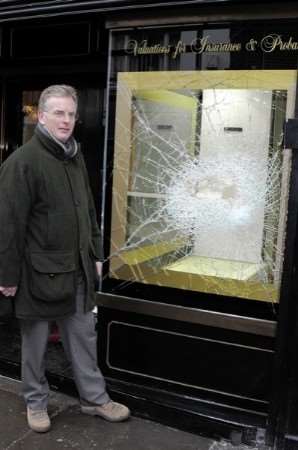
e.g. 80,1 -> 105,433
109,82 -> 289,298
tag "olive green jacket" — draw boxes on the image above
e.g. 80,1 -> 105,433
0,127 -> 103,319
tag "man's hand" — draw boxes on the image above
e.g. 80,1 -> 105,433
0,286 -> 17,297
95,261 -> 103,277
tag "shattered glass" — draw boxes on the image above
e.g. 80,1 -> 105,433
108,70 -> 296,303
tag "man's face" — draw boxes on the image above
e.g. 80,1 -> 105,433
38,96 -> 77,142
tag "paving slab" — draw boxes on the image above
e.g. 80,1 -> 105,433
0,390 -> 29,449
0,376 -> 213,450
15,404 -> 212,450
0,375 -> 268,450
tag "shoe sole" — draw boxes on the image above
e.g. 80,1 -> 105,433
81,406 -> 130,422
28,423 -> 51,433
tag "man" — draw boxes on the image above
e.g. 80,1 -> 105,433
0,85 -> 130,432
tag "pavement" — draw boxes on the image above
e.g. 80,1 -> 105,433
0,374 -> 221,450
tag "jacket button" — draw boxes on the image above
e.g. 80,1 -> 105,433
49,274 -> 55,278
75,200 -> 80,206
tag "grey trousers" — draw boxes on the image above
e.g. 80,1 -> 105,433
20,278 -> 110,411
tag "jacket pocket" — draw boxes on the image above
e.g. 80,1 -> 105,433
30,252 -> 76,302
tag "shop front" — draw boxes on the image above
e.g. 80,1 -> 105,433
0,1 -> 298,448
98,15 -> 298,450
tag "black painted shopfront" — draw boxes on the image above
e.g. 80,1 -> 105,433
1,1 -> 298,448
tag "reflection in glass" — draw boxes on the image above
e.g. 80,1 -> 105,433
22,91 -> 40,144
109,71 -> 296,302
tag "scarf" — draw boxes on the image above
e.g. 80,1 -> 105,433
36,122 -> 78,159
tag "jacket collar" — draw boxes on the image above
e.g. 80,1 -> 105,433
34,123 -> 78,161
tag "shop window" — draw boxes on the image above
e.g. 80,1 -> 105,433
108,70 -> 296,303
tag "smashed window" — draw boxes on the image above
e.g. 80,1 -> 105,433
108,70 -> 296,303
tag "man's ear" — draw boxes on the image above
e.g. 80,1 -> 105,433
38,110 -> 45,125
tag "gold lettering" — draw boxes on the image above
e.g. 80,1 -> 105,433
126,39 -> 171,56
245,39 -> 258,51
191,36 -> 207,54
126,35 -> 298,58
261,34 -> 298,52
191,36 -> 241,54
126,39 -> 138,56
173,40 -> 186,59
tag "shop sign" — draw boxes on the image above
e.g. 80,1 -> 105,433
126,34 -> 298,59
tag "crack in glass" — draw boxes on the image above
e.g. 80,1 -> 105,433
107,71 -> 295,303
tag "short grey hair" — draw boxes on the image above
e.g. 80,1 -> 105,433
38,84 -> 78,112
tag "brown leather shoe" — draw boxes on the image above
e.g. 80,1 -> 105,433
27,407 -> 51,432
81,400 -> 130,422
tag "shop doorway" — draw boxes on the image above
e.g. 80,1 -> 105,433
0,78 -> 106,385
